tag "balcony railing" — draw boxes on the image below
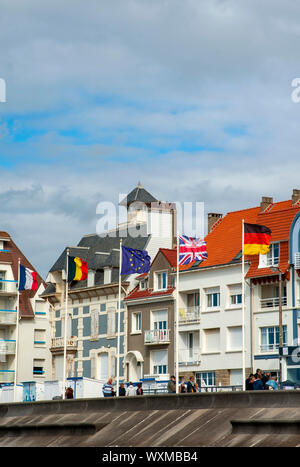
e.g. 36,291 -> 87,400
260,297 -> 287,308
144,329 -> 170,345
0,310 -> 17,325
51,336 -> 77,350
0,340 -> 16,355
179,349 -> 200,365
260,343 -> 286,352
0,280 -> 18,295
295,252 -> 300,269
0,370 -> 15,383
179,306 -> 200,324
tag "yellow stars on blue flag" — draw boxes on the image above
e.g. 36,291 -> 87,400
121,246 -> 151,275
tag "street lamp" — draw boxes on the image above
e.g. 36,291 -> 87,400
270,266 -> 283,384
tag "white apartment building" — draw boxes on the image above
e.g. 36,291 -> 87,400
177,190 -> 300,387
0,231 -> 51,385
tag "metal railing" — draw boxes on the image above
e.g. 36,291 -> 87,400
179,306 -> 200,324
0,280 -> 18,294
260,343 -> 286,352
51,337 -> 77,349
0,310 -> 17,325
178,349 -> 200,365
260,297 -> 287,308
144,329 -> 170,344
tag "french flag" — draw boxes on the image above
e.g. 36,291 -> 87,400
18,264 -> 38,291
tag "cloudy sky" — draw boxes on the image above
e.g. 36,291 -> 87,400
1,0 -> 300,277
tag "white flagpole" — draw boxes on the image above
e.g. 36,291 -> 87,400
62,248 -> 69,400
242,220 -> 246,391
176,234 -> 179,394
13,258 -> 21,402
116,239 -> 123,394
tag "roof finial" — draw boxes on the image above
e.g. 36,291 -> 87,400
137,181 -> 143,189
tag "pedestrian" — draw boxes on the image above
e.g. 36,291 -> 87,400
119,383 -> 126,396
253,374 -> 264,390
126,382 -> 137,396
265,375 -> 279,390
179,377 -> 187,393
137,383 -> 143,395
102,378 -> 115,397
65,387 -> 74,399
246,374 -> 255,390
186,375 -> 197,393
167,375 -> 176,393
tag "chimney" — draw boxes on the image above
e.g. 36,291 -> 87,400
208,213 -> 223,233
260,196 -> 273,212
292,189 -> 300,205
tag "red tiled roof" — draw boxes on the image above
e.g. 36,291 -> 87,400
179,199 -> 300,279
124,286 -> 175,301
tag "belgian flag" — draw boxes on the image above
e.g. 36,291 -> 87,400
68,256 -> 88,282
243,223 -> 271,255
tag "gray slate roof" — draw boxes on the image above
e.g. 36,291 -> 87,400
43,224 -> 151,295
119,183 -> 157,207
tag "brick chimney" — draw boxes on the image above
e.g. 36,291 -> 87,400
292,189 -> 300,205
260,196 -> 273,212
208,213 -> 223,233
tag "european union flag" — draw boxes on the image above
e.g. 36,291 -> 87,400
121,246 -> 151,275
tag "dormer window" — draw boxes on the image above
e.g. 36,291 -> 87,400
155,271 -> 168,291
139,279 -> 146,290
267,243 -> 279,266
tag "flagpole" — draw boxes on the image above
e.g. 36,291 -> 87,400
116,239 -> 123,395
13,258 -> 21,402
242,219 -> 246,391
176,234 -> 179,394
62,248 -> 69,400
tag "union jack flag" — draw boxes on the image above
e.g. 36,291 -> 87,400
178,235 -> 207,265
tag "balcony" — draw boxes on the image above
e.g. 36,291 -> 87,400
0,370 -> 15,383
50,336 -> 77,353
179,349 -> 200,366
0,280 -> 18,296
144,329 -> 170,345
179,306 -> 200,324
260,344 -> 283,352
0,310 -> 17,325
0,340 -> 16,355
260,297 -> 287,309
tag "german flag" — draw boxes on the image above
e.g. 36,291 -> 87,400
68,256 -> 88,282
243,223 -> 271,255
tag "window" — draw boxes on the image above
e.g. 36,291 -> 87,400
261,326 -> 287,352
187,292 -> 200,308
73,307 -> 78,316
91,308 -> 99,339
151,309 -> 168,330
230,294 -> 242,305
227,326 -> 242,351
0,271 -> 6,291
33,359 -> 45,376
152,350 -> 168,375
206,293 -> 220,308
83,306 -> 90,314
155,272 -> 168,291
267,243 -> 280,266
100,303 -> 106,312
132,312 -> 142,333
196,371 -> 215,387
107,309 -> 116,337
203,328 -> 220,353
140,280 -> 146,290
34,329 -> 46,345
